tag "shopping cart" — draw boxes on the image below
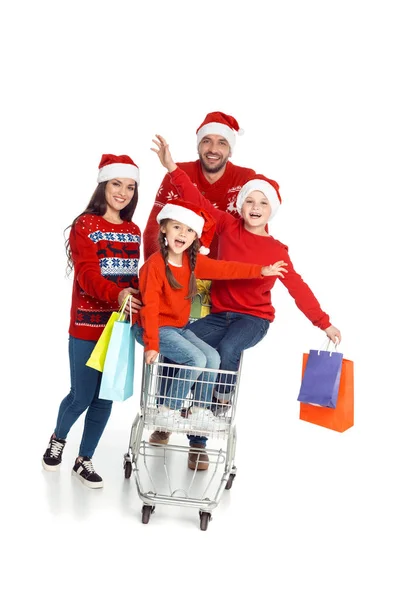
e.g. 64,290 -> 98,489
123,356 -> 242,530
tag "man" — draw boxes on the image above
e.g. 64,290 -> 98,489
143,111 -> 258,260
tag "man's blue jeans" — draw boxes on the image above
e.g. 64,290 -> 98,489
187,311 -> 270,445
54,336 -> 113,458
134,325 -> 220,410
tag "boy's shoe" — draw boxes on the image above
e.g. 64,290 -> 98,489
72,457 -> 103,489
42,435 -> 66,471
149,430 -> 171,445
187,408 -> 228,432
210,397 -> 231,417
188,443 -> 209,471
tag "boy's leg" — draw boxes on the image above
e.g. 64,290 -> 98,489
214,313 -> 270,400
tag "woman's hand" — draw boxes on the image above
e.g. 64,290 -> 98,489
145,350 -> 159,365
324,325 -> 342,345
151,134 -> 177,172
118,288 -> 142,315
261,261 -> 288,278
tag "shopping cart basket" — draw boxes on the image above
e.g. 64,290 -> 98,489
123,356 -> 242,530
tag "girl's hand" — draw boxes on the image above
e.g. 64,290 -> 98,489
145,350 -> 159,365
324,325 -> 342,345
151,134 -> 177,172
261,261 -> 288,278
118,288 -> 142,315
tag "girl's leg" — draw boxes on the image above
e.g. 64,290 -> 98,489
181,328 -> 220,407
54,336 -> 102,439
158,327 -> 210,410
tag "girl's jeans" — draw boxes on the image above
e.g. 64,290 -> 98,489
187,311 -> 270,445
134,325 -> 220,410
54,336 -> 113,458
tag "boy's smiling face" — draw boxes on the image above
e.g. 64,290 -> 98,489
240,190 -> 271,234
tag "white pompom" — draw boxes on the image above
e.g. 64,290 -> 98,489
238,128 -> 245,136
199,246 -> 210,255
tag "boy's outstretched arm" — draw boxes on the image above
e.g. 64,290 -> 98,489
151,134 -> 177,173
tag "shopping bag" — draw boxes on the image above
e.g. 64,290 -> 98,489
299,349 -> 354,433
98,297 -> 135,401
190,279 -> 211,321
297,346 -> 343,408
86,295 -> 130,372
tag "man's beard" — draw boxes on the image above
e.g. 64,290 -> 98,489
199,154 -> 229,174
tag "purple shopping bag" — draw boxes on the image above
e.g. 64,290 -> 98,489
297,348 -> 343,408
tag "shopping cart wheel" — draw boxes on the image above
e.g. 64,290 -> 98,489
199,511 -> 211,531
124,460 -> 132,479
225,473 -> 236,490
141,505 -> 154,524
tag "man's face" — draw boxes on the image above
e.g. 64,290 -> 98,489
198,134 -> 231,174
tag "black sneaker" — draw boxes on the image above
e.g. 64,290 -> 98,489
42,435 -> 66,471
72,457 -> 103,489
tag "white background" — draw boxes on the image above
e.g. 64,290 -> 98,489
1,1 -> 399,598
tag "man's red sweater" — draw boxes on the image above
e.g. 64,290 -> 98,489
69,214 -> 141,341
169,168 -> 331,330
143,160 -> 258,260
138,251 -> 263,352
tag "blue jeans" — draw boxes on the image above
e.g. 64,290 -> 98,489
54,336 -> 113,458
187,311 -> 270,445
134,325 -> 220,410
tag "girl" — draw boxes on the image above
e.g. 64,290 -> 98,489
133,189 -> 287,445
151,135 -> 341,459
42,154 -> 142,488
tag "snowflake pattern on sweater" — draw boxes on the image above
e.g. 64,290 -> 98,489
69,214 -> 141,341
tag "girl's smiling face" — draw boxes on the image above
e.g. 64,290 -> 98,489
161,219 -> 197,260
240,190 -> 271,234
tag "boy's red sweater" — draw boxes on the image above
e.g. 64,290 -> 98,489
169,168 -> 331,330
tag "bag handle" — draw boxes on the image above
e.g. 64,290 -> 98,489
118,294 -> 133,324
318,338 -> 339,356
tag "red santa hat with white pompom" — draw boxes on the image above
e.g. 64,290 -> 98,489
236,175 -> 282,221
196,111 -> 244,151
156,199 -> 216,255
97,154 -> 140,184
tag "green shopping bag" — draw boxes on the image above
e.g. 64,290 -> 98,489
86,295 -> 131,372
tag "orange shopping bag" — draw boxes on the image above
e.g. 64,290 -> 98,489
299,353 -> 354,432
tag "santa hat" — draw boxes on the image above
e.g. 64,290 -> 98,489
156,199 -> 216,255
236,176 -> 282,221
196,111 -> 244,150
97,154 -> 140,185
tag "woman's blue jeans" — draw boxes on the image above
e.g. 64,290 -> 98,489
134,325 -> 220,410
54,336 -> 113,458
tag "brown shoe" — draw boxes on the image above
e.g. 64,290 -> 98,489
188,444 -> 209,471
149,430 -> 171,445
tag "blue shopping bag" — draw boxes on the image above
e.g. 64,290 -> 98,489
297,344 -> 343,408
99,314 -> 135,402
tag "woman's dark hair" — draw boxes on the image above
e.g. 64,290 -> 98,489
158,219 -> 199,299
64,180 -> 139,275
